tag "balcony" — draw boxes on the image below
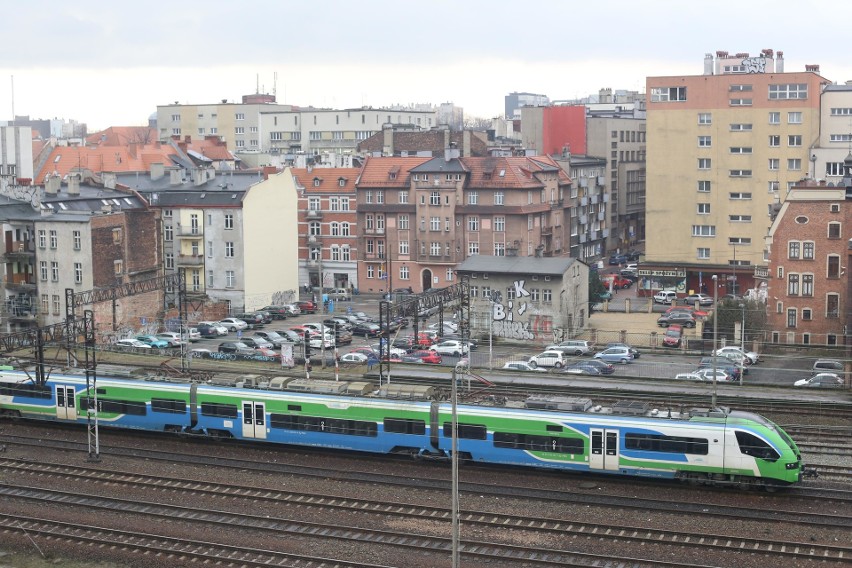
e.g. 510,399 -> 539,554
3,274 -> 36,291
176,227 -> 203,239
541,226 -> 553,236
549,200 -> 563,209
2,240 -> 35,260
176,254 -> 204,267
306,209 -> 323,219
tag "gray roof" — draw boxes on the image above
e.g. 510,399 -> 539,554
146,190 -> 246,207
115,170 -> 262,194
456,255 -> 583,276
409,157 -> 468,174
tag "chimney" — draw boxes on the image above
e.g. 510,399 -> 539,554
169,168 -> 183,186
67,174 -> 81,195
150,162 -> 164,180
102,172 -> 117,189
382,124 -> 393,156
776,51 -> 784,73
44,174 -> 61,195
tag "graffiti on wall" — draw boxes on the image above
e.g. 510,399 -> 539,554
490,280 -> 553,341
270,289 -> 297,306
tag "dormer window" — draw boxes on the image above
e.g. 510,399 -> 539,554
338,178 -> 346,187
313,178 -> 321,187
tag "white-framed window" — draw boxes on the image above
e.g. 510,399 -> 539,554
330,245 -> 340,261
787,273 -> 799,295
52,295 -> 60,315
225,242 -> 234,258
729,170 -> 752,177
730,123 -> 752,131
446,268 -> 454,282
494,191 -> 504,205
399,240 -> 409,255
171,114 -> 180,121
399,265 -> 410,280
398,215 -> 409,230
38,230 -> 46,248
329,197 -> 340,211
769,112 -> 781,124
768,181 -> 780,193
698,136 -> 712,147
698,113 -> 712,124
376,191 -> 384,204
235,113 -> 245,120
468,241 -> 479,255
729,98 -> 752,106
787,158 -> 802,170
398,191 -> 408,204
697,203 -> 710,214
729,192 -> 752,200
308,221 -> 321,236
366,265 -> 374,278
50,261 -> 59,281
39,261 -> 47,281
769,83 -> 808,100
431,242 -> 442,256
787,112 -> 802,124
729,214 -> 752,222
73,230 -> 81,250
49,230 -> 57,248
341,246 -> 351,261
698,158 -> 711,170
802,241 -> 814,259
341,223 -> 351,236
430,216 -> 440,231
829,134 -> 852,143
788,241 -> 800,259
692,225 -> 715,237
697,180 -> 711,193
651,86 -> 687,102
494,242 -> 505,256
730,146 -> 752,154
802,274 -> 814,297
330,222 -> 340,236
468,191 -> 478,205
224,214 -> 234,229
827,162 -> 846,176
697,248 -> 710,259
788,134 -> 802,147
226,270 -> 235,288
768,135 -> 780,147
494,216 -> 505,232
430,191 -> 440,205
468,216 -> 479,231
768,158 -> 780,170
74,262 -> 83,284
234,126 -> 245,135
729,237 -> 751,245
165,253 -> 174,270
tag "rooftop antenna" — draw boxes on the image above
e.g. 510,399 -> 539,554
273,71 -> 277,98
256,73 -> 259,94
10,75 -> 14,123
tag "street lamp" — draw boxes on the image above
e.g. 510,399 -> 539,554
711,274 -> 718,408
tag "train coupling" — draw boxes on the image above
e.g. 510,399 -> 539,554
801,466 -> 819,479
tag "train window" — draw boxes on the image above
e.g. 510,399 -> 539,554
625,433 -> 709,455
494,432 -> 584,454
269,414 -> 377,437
0,383 -> 51,399
200,402 -> 238,419
151,398 -> 187,413
384,418 -> 426,435
96,388 -> 107,395
287,405 -> 302,411
98,399 -> 146,416
546,425 -> 564,432
443,422 -> 487,440
735,431 -> 779,462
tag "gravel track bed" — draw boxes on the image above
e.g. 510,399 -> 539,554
1,424 -> 849,567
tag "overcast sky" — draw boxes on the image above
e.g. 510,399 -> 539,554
2,0 -> 851,131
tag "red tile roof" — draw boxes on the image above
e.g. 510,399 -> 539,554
86,126 -> 158,147
356,156 -> 431,187
291,167 -> 360,193
34,143 -> 180,182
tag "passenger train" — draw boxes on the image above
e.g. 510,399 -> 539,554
0,369 -> 805,488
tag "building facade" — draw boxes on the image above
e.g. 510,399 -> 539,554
644,49 -> 830,298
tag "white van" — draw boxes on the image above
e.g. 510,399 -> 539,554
329,288 -> 352,301
653,291 -> 677,305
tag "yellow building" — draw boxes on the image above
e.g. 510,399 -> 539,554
644,50 -> 830,297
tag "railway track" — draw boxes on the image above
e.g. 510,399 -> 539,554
2,480 -> 850,565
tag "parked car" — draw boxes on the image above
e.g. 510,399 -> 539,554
296,300 -> 318,314
353,322 -> 383,338
195,324 -> 220,339
619,268 -> 638,281
241,336 -> 274,350
545,339 -> 593,355
217,341 -> 254,354
562,360 -> 615,375
183,328 -> 201,342
218,318 -> 248,332
501,361 -> 547,372
235,312 -> 265,329
252,331 -> 285,347
199,321 -> 228,335
328,288 -> 352,301
370,343 -> 407,358
594,346 -> 634,364
282,304 -> 302,316
657,312 -> 696,328
339,352 -> 370,364
308,336 -> 334,350
528,350 -> 568,369
602,274 -> 633,289
273,329 -> 304,345
812,359 -> 843,373
605,342 -> 640,358
683,293 -> 713,306
653,290 -> 678,304
697,357 -> 743,379
713,346 -> 759,365
135,335 -> 169,349
352,311 -> 373,322
429,340 -> 470,357
406,350 -> 442,364
665,305 -> 709,318
794,373 -> 844,388
260,306 -> 290,320
662,325 -> 682,347
440,334 -> 478,349
155,332 -> 183,347
626,250 -> 642,261
115,338 -> 151,350
608,253 -> 628,265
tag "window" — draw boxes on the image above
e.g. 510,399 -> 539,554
768,135 -> 781,147
52,295 -> 60,315
364,191 -> 372,204
39,261 -> 47,281
225,270 -> 235,288
113,260 -> 122,276
234,126 -> 245,135
430,216 -> 440,231
697,180 -> 711,193
494,216 -> 505,232
729,193 -> 752,200
467,191 -> 478,205
692,225 -> 715,237
697,248 -> 710,259
729,237 -> 751,245
787,134 -> 802,147
625,433 -> 708,455
38,230 -> 46,248
49,230 -> 57,248
698,113 -> 712,124
494,432 -> 584,454
768,158 -> 779,170
730,123 -> 752,131
330,222 -> 340,236
376,191 -> 384,204
468,242 -> 479,255
494,191 -> 504,205
308,221 -> 320,236
826,162 -> 845,176
399,240 -> 409,255
787,112 -> 802,124
827,294 -> 840,318
829,134 -> 852,143
768,181 -> 780,193
72,230 -> 81,250
802,241 -> 814,259
769,83 -> 808,100
827,222 -> 841,239
651,86 -> 687,102
788,241 -> 800,259
729,169 -> 752,177
698,158 -> 711,170
827,255 -> 840,278
225,242 -> 234,258
787,159 -> 802,170
787,308 -> 797,328
735,432 -> 779,461
398,191 -> 408,204
494,242 -> 505,256
341,223 -> 351,237
802,274 -> 814,297
468,216 -> 479,231
431,242 -> 442,256
697,203 -> 710,214
224,214 -> 234,230
398,215 -> 409,230
443,422 -> 487,440
698,136 -> 712,147
730,98 -> 752,106
730,84 -> 753,92
51,261 -> 59,281
430,191 -> 440,205
787,273 -> 799,295
235,113 -> 245,120
730,147 -> 752,154
729,215 -> 752,222
165,253 -> 174,270
74,263 -> 83,284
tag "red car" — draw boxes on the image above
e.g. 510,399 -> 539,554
297,300 -> 318,314
662,324 -> 683,347
406,350 -> 442,364
602,274 -> 633,289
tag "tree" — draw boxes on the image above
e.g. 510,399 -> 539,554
588,271 -> 609,311
704,299 -> 767,343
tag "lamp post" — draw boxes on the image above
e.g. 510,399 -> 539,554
739,302 -> 745,386
711,274 -> 718,408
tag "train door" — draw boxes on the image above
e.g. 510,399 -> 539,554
241,401 -> 267,440
589,428 -> 620,471
55,385 -> 77,420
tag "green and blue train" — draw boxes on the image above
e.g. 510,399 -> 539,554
0,369 -> 805,488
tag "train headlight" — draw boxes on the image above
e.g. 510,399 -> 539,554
785,461 -> 799,470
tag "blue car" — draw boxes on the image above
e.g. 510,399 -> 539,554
593,346 -> 634,365
136,335 -> 169,349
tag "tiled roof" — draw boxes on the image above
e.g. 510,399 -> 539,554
86,126 -> 158,147
291,167 -> 360,193
356,156 -> 431,186
35,143 -> 180,182
462,155 -> 571,188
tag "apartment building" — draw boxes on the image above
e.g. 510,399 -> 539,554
354,152 -> 573,295
765,180 -> 849,346
291,167 -> 360,290
644,49 -> 830,297
811,82 -> 852,184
